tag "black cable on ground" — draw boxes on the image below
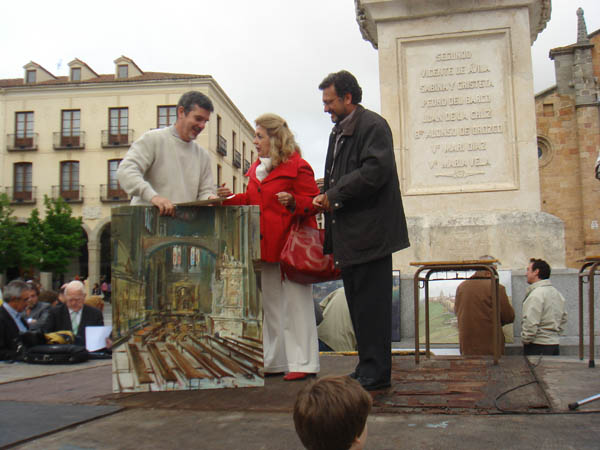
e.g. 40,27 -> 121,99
494,380 -> 539,413
493,355 -> 600,415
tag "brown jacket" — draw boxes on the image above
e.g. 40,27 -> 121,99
454,271 -> 515,355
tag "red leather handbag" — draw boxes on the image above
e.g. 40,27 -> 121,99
279,220 -> 342,284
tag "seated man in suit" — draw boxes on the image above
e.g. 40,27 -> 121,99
0,280 -> 32,360
20,282 -> 50,331
44,280 -> 104,347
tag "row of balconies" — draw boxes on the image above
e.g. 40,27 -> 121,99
6,130 -> 136,151
8,132 -> 252,171
217,135 -> 249,171
4,185 -> 130,205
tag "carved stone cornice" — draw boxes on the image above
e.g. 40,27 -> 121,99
355,0 -> 552,48
355,0 -> 378,49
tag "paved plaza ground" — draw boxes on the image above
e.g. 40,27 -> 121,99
1,303 -> 599,449
1,354 -> 599,448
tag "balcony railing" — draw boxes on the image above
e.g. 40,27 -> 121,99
7,133 -> 38,151
101,129 -> 134,148
53,132 -> 86,150
233,150 -> 241,168
5,186 -> 37,204
217,135 -> 227,156
51,185 -> 84,203
243,159 -> 251,173
100,184 -> 130,202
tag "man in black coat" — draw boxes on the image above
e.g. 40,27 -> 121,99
0,280 -> 32,360
314,70 -> 410,390
44,280 -> 104,347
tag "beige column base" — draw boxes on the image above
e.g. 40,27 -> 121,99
39,272 -> 53,291
395,211 -> 566,272
87,241 -> 101,294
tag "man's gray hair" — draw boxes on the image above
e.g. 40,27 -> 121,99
65,280 -> 85,296
3,280 -> 30,303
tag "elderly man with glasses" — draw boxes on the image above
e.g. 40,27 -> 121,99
44,280 -> 104,347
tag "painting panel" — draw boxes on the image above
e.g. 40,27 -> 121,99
111,205 -> 262,392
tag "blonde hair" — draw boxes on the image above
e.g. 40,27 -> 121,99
255,113 -> 300,168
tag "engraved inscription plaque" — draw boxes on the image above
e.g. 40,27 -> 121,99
398,30 -> 517,195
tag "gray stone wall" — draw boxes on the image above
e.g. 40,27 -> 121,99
553,53 -> 575,96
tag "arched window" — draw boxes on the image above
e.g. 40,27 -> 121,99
537,136 -> 553,167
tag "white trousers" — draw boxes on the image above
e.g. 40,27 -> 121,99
261,263 -> 320,373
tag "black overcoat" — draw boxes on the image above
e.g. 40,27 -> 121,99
0,305 -> 27,360
44,303 -> 104,346
323,105 -> 409,267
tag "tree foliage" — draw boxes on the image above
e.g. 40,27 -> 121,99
22,207 -> 44,271
34,196 -> 85,274
1,195 -> 85,275
0,193 -> 23,272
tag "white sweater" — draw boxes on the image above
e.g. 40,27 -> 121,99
117,126 -> 215,205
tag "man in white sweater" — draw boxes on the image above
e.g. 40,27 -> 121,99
117,91 -> 217,216
521,258 -> 568,356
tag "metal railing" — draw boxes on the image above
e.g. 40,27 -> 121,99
53,132 -> 86,150
233,150 -> 241,168
5,186 -> 37,204
6,133 -> 38,151
101,129 -> 134,148
578,257 -> 599,368
217,135 -> 227,156
51,185 -> 84,203
100,184 -> 130,202
411,259 -> 502,365
243,159 -> 251,173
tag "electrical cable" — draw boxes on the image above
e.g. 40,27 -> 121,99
493,355 -> 600,415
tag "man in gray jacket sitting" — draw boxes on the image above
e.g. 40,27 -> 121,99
521,258 -> 568,355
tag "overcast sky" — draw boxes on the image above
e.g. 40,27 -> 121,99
2,0 -> 599,177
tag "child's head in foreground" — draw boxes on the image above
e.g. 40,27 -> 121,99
293,375 -> 372,450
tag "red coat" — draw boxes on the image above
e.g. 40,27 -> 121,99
223,152 -> 320,262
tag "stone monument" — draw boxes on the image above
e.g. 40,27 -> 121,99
355,0 -> 565,271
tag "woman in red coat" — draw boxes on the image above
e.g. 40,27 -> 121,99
218,113 -> 320,381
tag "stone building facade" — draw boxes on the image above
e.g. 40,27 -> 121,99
535,9 -> 600,268
0,56 -> 256,288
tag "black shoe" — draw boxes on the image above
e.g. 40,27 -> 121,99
357,376 -> 391,391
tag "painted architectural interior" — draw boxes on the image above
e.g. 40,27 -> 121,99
111,205 -> 263,392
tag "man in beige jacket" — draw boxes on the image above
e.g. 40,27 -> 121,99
521,258 -> 568,355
